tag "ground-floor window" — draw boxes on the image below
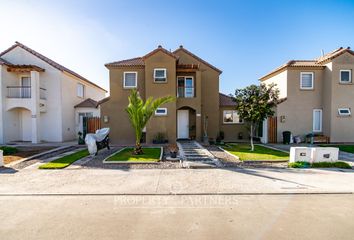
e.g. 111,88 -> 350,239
223,110 -> 243,124
313,109 -> 322,132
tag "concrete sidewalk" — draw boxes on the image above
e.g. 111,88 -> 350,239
0,167 -> 353,195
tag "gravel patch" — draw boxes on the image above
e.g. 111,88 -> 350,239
12,146 -> 80,169
83,146 -> 182,169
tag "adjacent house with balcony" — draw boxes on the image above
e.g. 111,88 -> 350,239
0,42 -> 107,143
100,45 -> 247,144
260,47 -> 354,143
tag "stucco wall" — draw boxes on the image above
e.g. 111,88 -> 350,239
262,70 -> 287,99
219,106 -> 248,142
174,49 -> 220,140
144,51 -> 177,143
1,46 -> 63,142
329,52 -> 354,142
61,72 -> 106,141
276,68 -> 324,141
101,68 -> 146,144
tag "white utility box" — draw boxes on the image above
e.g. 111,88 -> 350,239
0,150 -> 3,167
311,147 -> 338,163
289,147 -> 312,163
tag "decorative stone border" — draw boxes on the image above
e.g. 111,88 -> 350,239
102,146 -> 163,164
217,146 -> 240,161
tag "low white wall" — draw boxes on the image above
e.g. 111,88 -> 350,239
290,147 -> 339,163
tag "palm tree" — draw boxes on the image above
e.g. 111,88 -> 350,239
126,89 -> 175,154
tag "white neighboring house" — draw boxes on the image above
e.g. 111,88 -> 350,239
0,42 -> 107,144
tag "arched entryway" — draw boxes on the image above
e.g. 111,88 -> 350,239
177,106 -> 196,140
6,107 -> 32,142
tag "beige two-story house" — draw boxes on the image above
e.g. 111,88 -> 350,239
260,47 -> 354,143
100,45 -> 247,144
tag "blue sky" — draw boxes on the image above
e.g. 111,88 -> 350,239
1,0 -> 354,95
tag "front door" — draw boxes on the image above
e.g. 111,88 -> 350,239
177,110 -> 189,139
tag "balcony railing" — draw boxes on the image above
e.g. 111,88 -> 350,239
177,87 -> 194,98
6,86 -> 47,100
7,86 -> 31,98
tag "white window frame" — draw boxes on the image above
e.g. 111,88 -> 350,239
154,68 -> 167,83
123,72 -> 138,89
300,72 -> 314,90
177,76 -> 195,98
223,110 -> 243,124
77,83 -> 85,98
339,70 -> 352,83
155,108 -> 167,116
338,108 -> 351,117
313,109 -> 322,132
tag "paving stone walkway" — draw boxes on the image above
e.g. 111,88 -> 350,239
177,141 -> 221,168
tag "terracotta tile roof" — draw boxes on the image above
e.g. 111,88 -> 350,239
260,47 -> 353,81
173,46 -> 222,74
97,96 -> 110,105
219,93 -> 236,106
74,98 -> 99,108
0,42 -> 107,92
143,45 -> 178,60
105,57 -> 144,67
317,47 -> 354,63
105,45 -> 221,75
105,46 -> 178,68
0,57 -> 12,65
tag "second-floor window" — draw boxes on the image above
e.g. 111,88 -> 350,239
340,70 -> 352,83
177,76 -> 194,98
77,83 -> 85,98
154,68 -> 167,82
124,72 -> 137,88
300,72 -> 314,90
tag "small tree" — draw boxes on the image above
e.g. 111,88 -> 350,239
234,84 -> 279,151
126,89 -> 174,155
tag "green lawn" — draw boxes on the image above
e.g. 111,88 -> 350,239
223,144 -> 289,161
289,161 -> 351,169
39,149 -> 89,169
105,148 -> 161,162
320,145 -> 354,154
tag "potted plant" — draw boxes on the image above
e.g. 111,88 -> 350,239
153,132 -> 168,144
168,144 -> 179,158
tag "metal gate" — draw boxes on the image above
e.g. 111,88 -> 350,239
83,117 -> 101,136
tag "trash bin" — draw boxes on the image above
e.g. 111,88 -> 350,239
282,131 -> 291,144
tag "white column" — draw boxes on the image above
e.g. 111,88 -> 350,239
260,119 -> 268,144
30,71 -> 40,143
0,150 -> 3,167
0,66 -> 3,144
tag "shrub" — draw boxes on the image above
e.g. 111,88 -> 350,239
288,161 -> 310,168
0,146 -> 18,156
289,161 -> 351,169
